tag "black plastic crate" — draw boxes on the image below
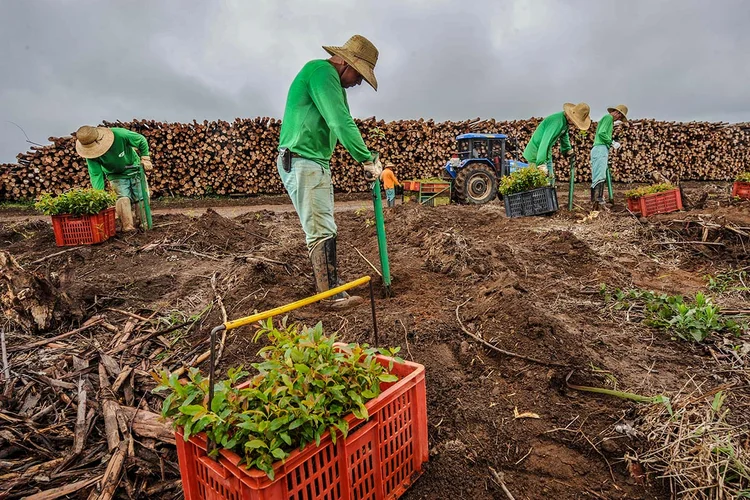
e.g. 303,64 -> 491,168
503,187 -> 559,218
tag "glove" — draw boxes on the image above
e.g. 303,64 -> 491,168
140,156 -> 153,171
562,149 -> 574,158
611,141 -> 621,150
537,164 -> 549,176
363,153 -> 382,181
614,120 -> 623,127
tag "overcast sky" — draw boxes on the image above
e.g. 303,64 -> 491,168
1,0 -> 748,163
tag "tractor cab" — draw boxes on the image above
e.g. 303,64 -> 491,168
444,133 -> 528,204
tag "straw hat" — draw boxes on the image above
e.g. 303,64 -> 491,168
607,104 -> 629,122
562,102 -> 592,131
384,161 -> 395,169
75,126 -> 114,159
323,35 -> 379,91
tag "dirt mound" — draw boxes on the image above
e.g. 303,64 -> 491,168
2,190 -> 748,499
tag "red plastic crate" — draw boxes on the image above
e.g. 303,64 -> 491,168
732,181 -> 750,199
626,188 -> 683,216
175,353 -> 428,500
51,207 -> 116,247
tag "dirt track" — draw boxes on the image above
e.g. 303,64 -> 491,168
1,183 -> 749,499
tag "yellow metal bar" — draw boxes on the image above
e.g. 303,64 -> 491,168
223,276 -> 372,331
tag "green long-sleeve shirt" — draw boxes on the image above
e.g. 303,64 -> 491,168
278,60 -> 372,167
522,112 -> 572,165
593,114 -> 614,147
86,128 -> 149,190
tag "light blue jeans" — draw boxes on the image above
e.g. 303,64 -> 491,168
590,144 -> 609,189
277,152 -> 337,251
385,188 -> 396,202
109,174 -> 143,203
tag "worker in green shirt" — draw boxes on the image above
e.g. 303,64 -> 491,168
277,34 -> 383,310
74,126 -> 153,231
523,103 -> 592,184
591,104 -> 628,208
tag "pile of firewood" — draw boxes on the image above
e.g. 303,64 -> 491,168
1,117 -> 748,200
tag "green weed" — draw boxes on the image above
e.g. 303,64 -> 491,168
603,287 -> 744,342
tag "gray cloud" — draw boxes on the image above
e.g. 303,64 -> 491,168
1,0 -> 748,163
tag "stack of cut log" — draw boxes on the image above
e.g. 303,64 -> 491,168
1,117 -> 748,200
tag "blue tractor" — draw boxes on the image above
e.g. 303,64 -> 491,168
443,133 -> 529,204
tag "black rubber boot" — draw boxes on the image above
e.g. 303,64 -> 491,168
595,183 -> 605,203
594,183 -> 608,210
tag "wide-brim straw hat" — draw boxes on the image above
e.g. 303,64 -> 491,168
563,102 -> 592,131
607,104 -> 629,122
75,126 -> 114,158
384,161 -> 395,168
323,35 -> 379,91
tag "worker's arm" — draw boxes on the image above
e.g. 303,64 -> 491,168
559,126 -> 572,156
86,159 -> 106,190
308,66 -> 373,163
595,114 -> 613,147
119,129 -> 150,157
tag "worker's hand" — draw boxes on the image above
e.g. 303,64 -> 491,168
611,141 -> 621,150
140,156 -> 153,171
537,164 -> 549,176
363,155 -> 383,181
562,149 -> 573,158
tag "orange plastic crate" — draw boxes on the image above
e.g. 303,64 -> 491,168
626,188 -> 683,216
732,181 -> 750,199
51,207 -> 116,247
175,354 -> 428,500
418,182 -> 451,195
402,180 -> 418,192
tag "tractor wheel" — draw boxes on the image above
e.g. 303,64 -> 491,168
455,164 -> 498,204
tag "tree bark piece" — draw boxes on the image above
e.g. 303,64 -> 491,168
23,475 -> 102,500
95,441 -> 127,500
119,407 -> 176,445
0,251 -> 83,333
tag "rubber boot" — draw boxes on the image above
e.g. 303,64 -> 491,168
309,238 -> 363,310
594,184 -> 608,211
387,198 -> 395,208
132,201 -> 142,230
115,197 -> 135,232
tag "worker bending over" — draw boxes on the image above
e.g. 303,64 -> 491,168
523,103 -> 591,184
74,126 -> 153,231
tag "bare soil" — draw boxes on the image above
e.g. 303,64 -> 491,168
1,182 -> 748,499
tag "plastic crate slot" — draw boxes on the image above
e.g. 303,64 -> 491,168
287,443 -> 340,500
349,441 -> 376,500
